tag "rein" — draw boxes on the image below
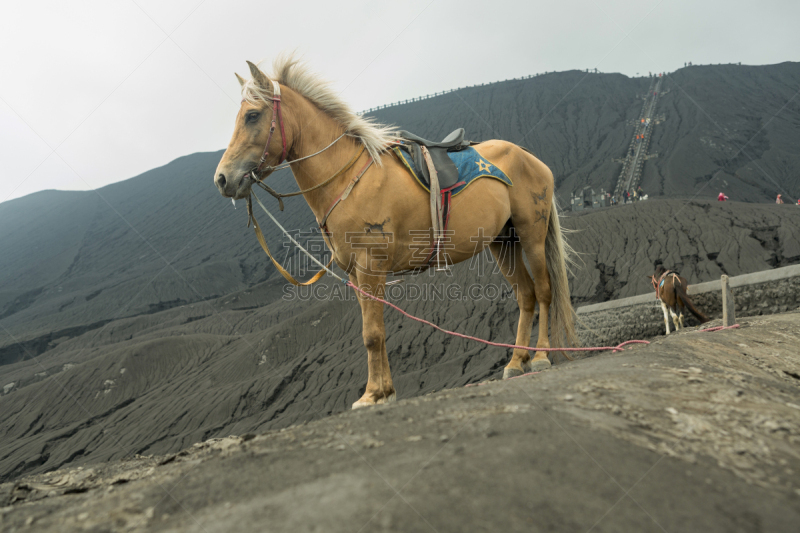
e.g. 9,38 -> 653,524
251,145 -> 365,211
252,132 -> 348,176
245,148 -> 371,286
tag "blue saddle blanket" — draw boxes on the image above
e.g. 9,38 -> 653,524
392,146 -> 513,196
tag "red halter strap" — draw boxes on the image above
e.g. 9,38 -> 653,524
652,270 -> 674,298
254,80 -> 288,175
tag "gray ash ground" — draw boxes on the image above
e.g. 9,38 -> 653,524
0,200 -> 799,485
2,312 -> 799,532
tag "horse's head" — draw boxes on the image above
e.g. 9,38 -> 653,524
214,61 -> 285,199
648,265 -> 668,292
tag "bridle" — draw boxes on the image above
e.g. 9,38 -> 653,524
253,79 -> 289,176
246,80 -> 350,180
243,79 -> 354,210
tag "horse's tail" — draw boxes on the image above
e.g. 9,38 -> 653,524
674,279 -> 709,323
545,195 -> 580,354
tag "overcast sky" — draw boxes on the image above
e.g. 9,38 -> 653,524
1,0 -> 798,204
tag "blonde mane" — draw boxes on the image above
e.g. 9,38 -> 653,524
241,54 -> 397,165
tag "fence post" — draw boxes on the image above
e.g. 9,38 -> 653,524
721,275 -> 735,326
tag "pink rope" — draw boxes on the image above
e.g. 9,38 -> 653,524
346,281 -> 650,353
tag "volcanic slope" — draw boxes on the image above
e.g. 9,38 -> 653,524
3,63 -> 799,353
640,62 -> 800,202
566,199 -> 800,302
1,199 -> 798,482
368,62 -> 800,203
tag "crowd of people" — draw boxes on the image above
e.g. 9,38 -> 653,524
718,192 -> 800,205
615,186 -> 645,204
607,188 -> 798,208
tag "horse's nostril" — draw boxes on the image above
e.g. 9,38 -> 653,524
217,173 -> 226,188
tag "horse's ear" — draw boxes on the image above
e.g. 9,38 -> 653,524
246,61 -> 271,90
235,73 -> 246,87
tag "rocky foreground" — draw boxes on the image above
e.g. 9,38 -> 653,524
2,312 -> 799,532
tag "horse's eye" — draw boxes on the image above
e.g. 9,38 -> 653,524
246,112 -> 260,123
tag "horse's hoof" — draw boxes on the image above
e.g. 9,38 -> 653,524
503,367 -> 525,380
352,399 -> 374,410
352,392 -> 396,410
529,359 -> 552,372
376,393 -> 396,405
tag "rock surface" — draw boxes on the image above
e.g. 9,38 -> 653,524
2,312 -> 799,532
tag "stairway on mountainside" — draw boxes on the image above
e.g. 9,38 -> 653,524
614,76 -> 663,201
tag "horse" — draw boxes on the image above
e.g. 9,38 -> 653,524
648,266 -> 709,334
213,55 -> 579,409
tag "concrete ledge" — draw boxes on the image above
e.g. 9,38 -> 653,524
577,263 -> 800,315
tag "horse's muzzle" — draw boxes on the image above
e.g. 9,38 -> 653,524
214,170 -> 253,199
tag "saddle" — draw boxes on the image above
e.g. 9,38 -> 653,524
398,128 -> 469,149
654,269 -> 680,298
395,128 -> 473,271
397,129 -> 470,190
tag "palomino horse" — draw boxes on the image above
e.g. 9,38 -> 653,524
214,55 -> 579,409
648,266 -> 709,334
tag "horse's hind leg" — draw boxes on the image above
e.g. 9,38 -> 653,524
676,298 -> 686,328
660,300 -> 671,334
670,308 -> 681,331
510,214 -> 553,366
488,240 -> 544,378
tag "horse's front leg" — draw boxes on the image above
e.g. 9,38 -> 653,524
350,270 -> 396,409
